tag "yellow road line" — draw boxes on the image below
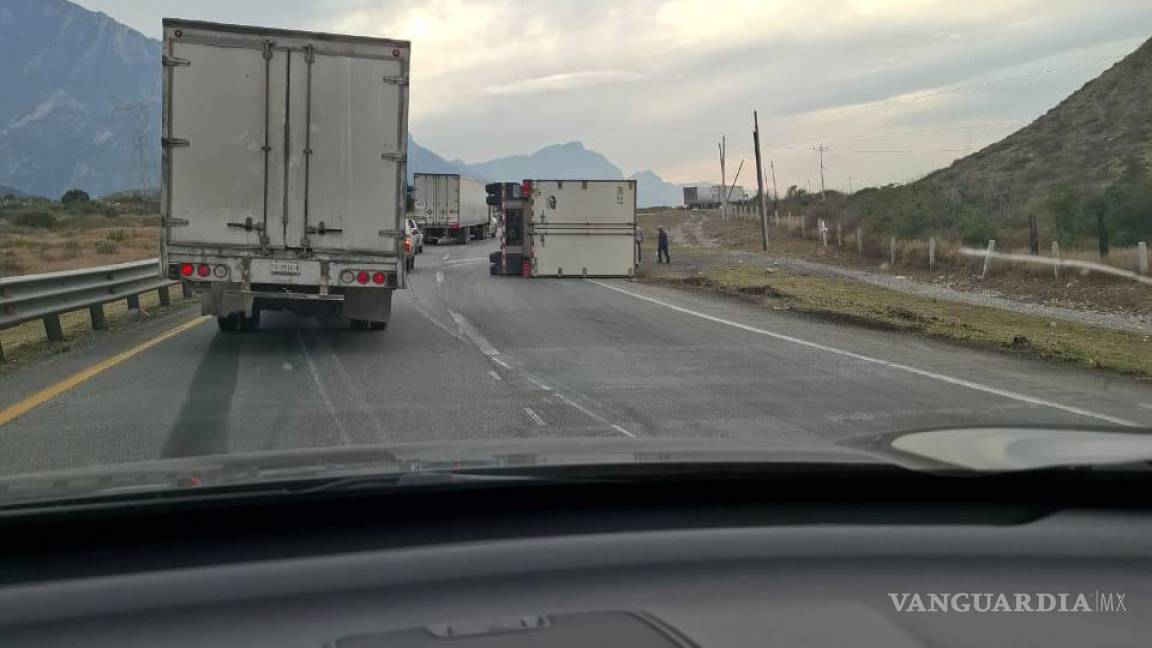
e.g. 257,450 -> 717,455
0,315 -> 212,428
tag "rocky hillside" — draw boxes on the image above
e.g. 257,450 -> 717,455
910,36 -> 1152,222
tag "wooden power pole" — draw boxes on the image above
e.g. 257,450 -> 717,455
752,111 -> 768,251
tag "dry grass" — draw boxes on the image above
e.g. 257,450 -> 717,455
641,260 -> 1152,377
0,218 -> 158,277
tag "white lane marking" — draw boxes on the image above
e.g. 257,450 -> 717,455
1139,404 -> 1152,411
523,407 -> 546,427
296,330 -> 351,444
553,392 -> 635,437
610,423 -> 637,438
442,253 -> 451,260
488,369 -> 503,382
490,356 -> 512,370
412,303 -> 465,342
435,270 -> 444,284
443,258 -> 488,266
587,280 -> 1140,428
449,310 -> 499,356
523,372 -> 553,392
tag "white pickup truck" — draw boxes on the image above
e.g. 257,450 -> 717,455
160,19 -> 410,331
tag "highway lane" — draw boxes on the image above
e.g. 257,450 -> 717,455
0,238 -> 1150,475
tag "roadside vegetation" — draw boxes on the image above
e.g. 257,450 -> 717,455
0,189 -> 159,277
640,257 -> 1151,378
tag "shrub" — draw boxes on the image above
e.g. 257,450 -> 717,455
14,211 -> 57,228
106,229 -> 128,242
60,189 -> 91,204
95,241 -> 119,255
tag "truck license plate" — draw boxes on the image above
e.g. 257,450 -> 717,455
270,260 -> 301,275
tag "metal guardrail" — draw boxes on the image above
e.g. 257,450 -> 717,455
0,258 -> 174,361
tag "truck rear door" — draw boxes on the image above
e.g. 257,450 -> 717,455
163,23 -> 408,256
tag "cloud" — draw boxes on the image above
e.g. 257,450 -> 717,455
488,70 -> 645,96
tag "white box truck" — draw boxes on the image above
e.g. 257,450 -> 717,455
160,19 -> 409,331
412,173 -> 490,244
525,180 -> 636,278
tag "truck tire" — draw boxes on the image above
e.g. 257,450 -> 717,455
368,321 -> 388,331
349,318 -> 369,330
240,309 -> 261,332
217,315 -> 238,332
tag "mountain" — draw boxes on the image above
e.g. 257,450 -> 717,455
0,183 -> 34,198
469,141 -> 624,182
887,36 -> 1152,226
408,136 -> 478,181
0,0 -> 160,199
628,170 -> 682,208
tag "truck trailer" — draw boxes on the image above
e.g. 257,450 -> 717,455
412,173 -> 490,244
490,179 -> 636,278
160,19 -> 409,332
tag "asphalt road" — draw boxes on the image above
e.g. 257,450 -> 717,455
1,239 -> 1151,475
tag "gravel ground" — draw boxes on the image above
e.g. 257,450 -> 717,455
672,246 -> 1152,335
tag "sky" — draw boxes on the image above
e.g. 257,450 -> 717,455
77,0 -> 1152,192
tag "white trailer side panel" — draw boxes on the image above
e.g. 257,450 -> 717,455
457,176 -> 488,228
529,180 -> 636,278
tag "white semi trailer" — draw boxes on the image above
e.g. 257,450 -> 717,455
160,19 -> 410,331
412,173 -> 490,244
525,179 -> 636,278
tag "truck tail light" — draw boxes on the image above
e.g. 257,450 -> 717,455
179,263 -> 194,277
213,265 -> 228,278
448,223 -> 460,229
372,272 -> 386,285
196,263 -> 210,277
403,237 -> 412,253
340,270 -> 355,284
522,179 -> 532,197
356,270 -> 369,284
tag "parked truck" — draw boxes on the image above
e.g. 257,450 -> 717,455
413,173 -> 490,244
160,19 -> 409,332
490,179 -> 636,278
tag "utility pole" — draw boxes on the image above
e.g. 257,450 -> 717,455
719,136 -> 727,218
812,144 -> 829,200
769,159 -> 779,222
848,176 -> 853,195
116,100 -> 153,193
752,110 -> 768,251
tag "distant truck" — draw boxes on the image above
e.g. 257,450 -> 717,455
490,179 -> 636,278
682,184 -> 747,208
413,173 -> 491,244
160,19 -> 409,332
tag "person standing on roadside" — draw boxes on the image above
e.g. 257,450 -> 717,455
634,226 -> 644,264
657,226 -> 670,263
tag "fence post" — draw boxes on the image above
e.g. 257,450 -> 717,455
836,222 -> 842,246
126,294 -> 141,311
89,304 -> 107,330
1028,214 -> 1039,255
857,228 -> 863,255
1139,242 -> 1149,275
1051,240 -> 1060,279
44,315 -> 64,342
819,219 -> 828,247
982,239 -> 996,279
928,237 -> 936,271
889,237 -> 896,266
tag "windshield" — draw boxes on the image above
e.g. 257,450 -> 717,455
0,0 -> 1151,501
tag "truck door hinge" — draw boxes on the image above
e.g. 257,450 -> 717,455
382,76 -> 409,86
227,217 -> 265,232
162,55 -> 191,67
262,40 -> 275,60
303,44 -> 315,64
306,221 -> 343,235
381,153 -> 406,163
161,137 -> 190,148
163,217 -> 189,227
